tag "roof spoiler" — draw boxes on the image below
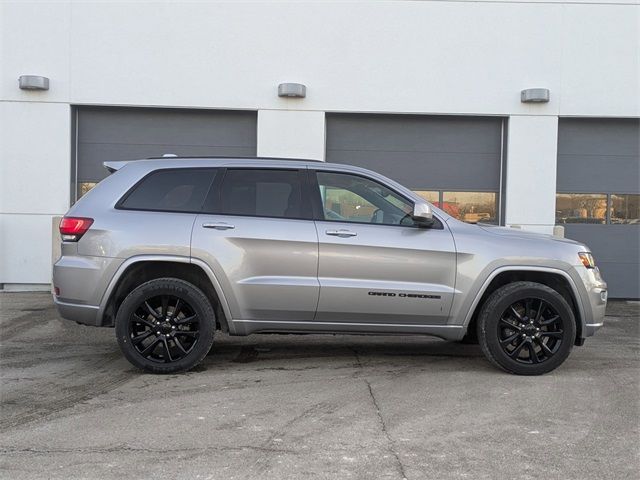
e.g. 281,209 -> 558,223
103,161 -> 130,173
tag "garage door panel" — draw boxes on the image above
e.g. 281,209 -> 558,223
594,263 -> 640,300
75,106 -> 257,187
558,118 -> 640,298
77,143 -> 256,183
326,149 -> 500,191
327,114 -> 502,154
557,118 -> 639,157
564,225 -> 640,264
78,108 -> 257,146
326,114 -> 503,194
557,118 -> 639,194
557,154 -> 640,193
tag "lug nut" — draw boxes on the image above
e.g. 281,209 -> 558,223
156,331 -> 160,335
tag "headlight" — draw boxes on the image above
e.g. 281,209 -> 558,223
578,252 -> 596,269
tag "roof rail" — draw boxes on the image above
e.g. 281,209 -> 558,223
144,155 -> 324,162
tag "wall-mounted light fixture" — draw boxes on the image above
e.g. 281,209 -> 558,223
19,75 -> 50,91
521,88 -> 549,103
278,83 -> 306,98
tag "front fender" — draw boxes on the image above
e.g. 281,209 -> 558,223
451,265 -> 587,338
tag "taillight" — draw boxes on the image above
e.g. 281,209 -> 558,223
59,217 -> 93,241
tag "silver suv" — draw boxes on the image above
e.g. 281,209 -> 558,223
53,157 -> 607,375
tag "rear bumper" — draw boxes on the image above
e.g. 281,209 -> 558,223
52,253 -> 123,327
53,297 -> 101,326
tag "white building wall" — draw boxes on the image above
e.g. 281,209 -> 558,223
2,1 -> 638,115
0,101 -> 70,285
257,110 -> 325,161
505,115 -> 559,235
0,0 -> 638,286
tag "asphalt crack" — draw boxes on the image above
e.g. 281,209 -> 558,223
353,348 -> 408,480
365,380 -> 409,480
242,401 -> 335,479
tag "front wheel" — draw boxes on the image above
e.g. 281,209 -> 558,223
477,281 -> 576,375
115,278 -> 215,374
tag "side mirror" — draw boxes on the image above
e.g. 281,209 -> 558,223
412,202 -> 435,228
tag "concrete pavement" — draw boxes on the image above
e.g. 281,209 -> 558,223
0,292 -> 638,479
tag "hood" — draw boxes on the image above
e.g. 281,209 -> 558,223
478,224 -> 583,245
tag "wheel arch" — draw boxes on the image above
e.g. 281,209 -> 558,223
464,267 -> 585,346
98,255 -> 233,333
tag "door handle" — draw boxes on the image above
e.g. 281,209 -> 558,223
326,229 -> 357,238
202,222 -> 235,230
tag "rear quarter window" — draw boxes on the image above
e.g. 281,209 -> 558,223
118,168 -> 217,213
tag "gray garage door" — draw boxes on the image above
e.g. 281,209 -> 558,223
74,106 -> 257,200
556,118 -> 640,298
326,114 -> 505,224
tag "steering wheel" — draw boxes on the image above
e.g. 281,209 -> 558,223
371,209 -> 384,223
399,212 -> 414,225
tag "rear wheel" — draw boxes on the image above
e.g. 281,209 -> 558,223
115,278 -> 215,373
477,281 -> 576,375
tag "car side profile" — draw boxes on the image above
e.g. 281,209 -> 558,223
53,157 -> 608,375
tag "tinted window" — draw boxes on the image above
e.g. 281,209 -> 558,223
316,171 -> 414,226
119,168 -> 216,212
218,169 -> 303,219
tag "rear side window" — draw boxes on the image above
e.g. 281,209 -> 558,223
118,168 -> 217,212
217,169 -> 303,219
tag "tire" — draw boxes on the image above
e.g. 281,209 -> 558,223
477,281 -> 576,375
115,278 -> 215,374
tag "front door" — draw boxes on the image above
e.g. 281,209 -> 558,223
311,170 -> 457,325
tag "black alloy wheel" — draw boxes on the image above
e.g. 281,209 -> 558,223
477,281 -> 576,375
497,298 -> 564,365
129,294 -> 200,363
115,278 -> 215,373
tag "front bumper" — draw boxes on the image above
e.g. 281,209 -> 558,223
576,266 -> 607,338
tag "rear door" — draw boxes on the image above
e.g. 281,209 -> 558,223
191,168 -> 320,322
310,169 -> 457,325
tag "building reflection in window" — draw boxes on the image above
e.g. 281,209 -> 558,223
611,194 -> 639,225
413,190 -> 498,224
555,193 -> 607,224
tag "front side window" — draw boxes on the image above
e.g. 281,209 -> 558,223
218,169 -> 303,219
119,168 -> 217,212
315,171 -> 414,226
